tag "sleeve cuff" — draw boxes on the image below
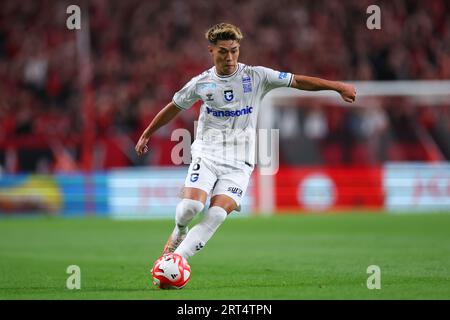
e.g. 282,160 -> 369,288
288,73 -> 294,87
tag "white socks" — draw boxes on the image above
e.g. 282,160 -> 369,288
174,206 -> 227,259
174,199 -> 204,233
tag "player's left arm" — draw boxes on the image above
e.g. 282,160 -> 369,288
290,75 -> 356,103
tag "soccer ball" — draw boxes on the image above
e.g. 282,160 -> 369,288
151,253 -> 191,289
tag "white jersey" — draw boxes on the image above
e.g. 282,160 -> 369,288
173,63 -> 293,169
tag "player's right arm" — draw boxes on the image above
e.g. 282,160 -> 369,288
136,73 -> 201,156
135,102 -> 182,156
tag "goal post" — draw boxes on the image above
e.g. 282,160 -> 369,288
256,80 -> 450,214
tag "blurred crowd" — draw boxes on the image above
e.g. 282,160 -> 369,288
276,100 -> 450,165
0,0 -> 449,172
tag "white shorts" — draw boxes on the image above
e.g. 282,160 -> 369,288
184,155 -> 253,209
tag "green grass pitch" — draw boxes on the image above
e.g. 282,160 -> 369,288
0,212 -> 449,299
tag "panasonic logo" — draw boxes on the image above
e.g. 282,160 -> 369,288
206,106 -> 253,117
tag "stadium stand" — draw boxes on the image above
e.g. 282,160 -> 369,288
0,0 -> 449,172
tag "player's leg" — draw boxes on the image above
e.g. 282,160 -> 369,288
176,187 -> 208,233
174,194 -> 235,259
163,156 -> 216,254
209,194 -> 237,213
174,169 -> 251,259
163,188 -> 207,254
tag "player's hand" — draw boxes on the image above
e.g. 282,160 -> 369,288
135,137 -> 149,156
339,83 -> 356,103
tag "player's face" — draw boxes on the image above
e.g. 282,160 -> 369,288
209,40 -> 240,76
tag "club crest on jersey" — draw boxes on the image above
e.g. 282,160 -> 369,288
278,72 -> 288,80
206,93 -> 214,101
223,90 -> 234,102
242,75 -> 252,93
190,173 -> 199,182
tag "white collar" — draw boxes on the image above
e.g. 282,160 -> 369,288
213,63 -> 241,79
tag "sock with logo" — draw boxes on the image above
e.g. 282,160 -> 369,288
174,206 -> 227,259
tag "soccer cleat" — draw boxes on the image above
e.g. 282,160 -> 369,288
163,227 -> 188,254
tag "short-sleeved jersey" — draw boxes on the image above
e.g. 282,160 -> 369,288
173,63 -> 293,169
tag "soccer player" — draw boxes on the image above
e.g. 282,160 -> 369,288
135,23 -> 356,260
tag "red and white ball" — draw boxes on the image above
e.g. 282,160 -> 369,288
151,253 -> 191,289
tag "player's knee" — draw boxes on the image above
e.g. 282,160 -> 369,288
175,199 -> 204,226
203,206 -> 227,231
